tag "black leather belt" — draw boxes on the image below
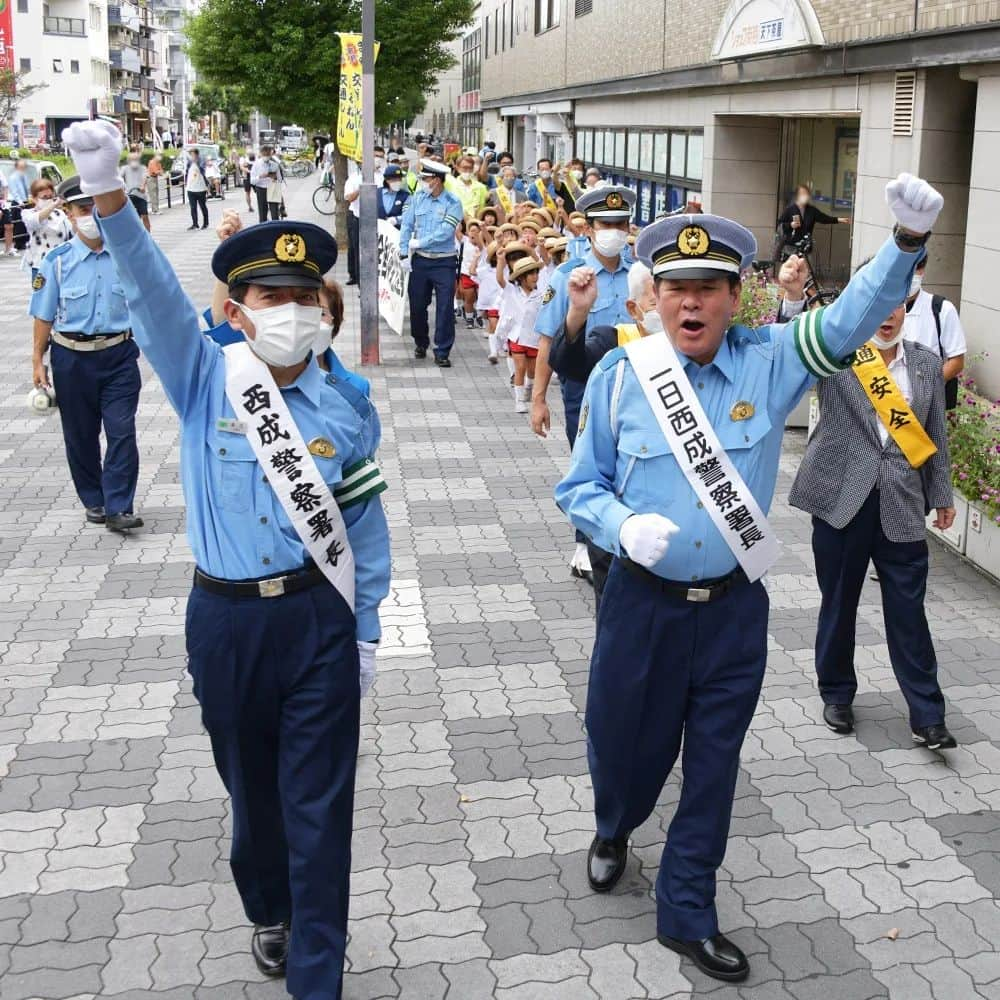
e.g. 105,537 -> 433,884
621,559 -> 748,603
194,563 -> 325,599
57,330 -> 132,341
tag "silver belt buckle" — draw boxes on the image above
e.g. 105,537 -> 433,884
686,587 -> 712,603
258,576 -> 286,598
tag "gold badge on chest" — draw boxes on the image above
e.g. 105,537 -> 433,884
308,437 -> 336,458
730,400 -> 755,422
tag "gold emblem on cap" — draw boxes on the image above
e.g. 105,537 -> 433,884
605,192 -> 623,210
275,233 -> 307,263
730,400 -> 755,421
308,437 -> 336,459
678,225 -> 710,257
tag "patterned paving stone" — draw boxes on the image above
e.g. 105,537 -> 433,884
1,176 -> 1000,999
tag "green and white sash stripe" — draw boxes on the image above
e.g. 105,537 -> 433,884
791,307 -> 848,378
334,458 -> 387,509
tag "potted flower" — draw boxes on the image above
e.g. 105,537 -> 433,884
940,369 -> 1000,576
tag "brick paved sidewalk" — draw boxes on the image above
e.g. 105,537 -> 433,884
2,179 -> 1000,999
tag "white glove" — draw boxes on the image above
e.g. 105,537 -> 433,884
358,640 -> 377,697
62,120 -> 125,197
619,513 -> 680,569
885,172 -> 943,235
408,237 -> 420,251
399,255 -> 412,274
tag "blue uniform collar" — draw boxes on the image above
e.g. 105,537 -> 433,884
67,235 -> 108,262
584,247 -> 628,275
286,356 -> 325,407
681,330 -> 736,384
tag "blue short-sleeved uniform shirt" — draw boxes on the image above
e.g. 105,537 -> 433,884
534,247 -> 632,340
399,189 -> 464,256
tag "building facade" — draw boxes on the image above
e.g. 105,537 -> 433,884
479,0 -> 1000,393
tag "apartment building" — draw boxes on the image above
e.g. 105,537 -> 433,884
478,0 -> 1000,393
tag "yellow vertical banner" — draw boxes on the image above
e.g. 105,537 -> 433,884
336,32 -> 379,161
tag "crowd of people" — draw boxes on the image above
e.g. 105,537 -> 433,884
14,115 -> 977,999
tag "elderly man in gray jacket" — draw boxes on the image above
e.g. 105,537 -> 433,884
789,283 -> 956,751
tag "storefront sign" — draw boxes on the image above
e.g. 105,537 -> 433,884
126,100 -> 143,114
0,0 -> 15,73
458,90 -> 480,113
711,0 -> 824,60
376,219 -> 408,336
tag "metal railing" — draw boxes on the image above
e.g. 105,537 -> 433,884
43,15 -> 86,35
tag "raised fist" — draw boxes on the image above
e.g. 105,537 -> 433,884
885,173 -> 943,235
61,120 -> 125,197
567,266 -> 598,311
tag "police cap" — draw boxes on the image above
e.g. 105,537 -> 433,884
575,184 -> 635,221
635,213 -> 757,281
383,165 -> 403,180
55,175 -> 95,205
418,158 -> 449,179
212,220 -> 339,290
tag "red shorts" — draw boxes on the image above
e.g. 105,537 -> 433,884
508,341 -> 539,358
460,274 -> 479,289
486,309 -> 499,318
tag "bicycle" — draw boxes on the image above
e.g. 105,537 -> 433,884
289,158 -> 315,179
771,235 -> 842,307
312,168 -> 336,215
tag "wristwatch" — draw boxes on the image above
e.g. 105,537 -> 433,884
893,224 -> 931,251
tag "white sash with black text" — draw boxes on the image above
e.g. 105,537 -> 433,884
223,342 -> 355,609
623,332 -> 781,582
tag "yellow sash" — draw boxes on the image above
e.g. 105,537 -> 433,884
564,172 -> 583,199
616,323 -> 641,346
534,178 -> 558,215
851,342 -> 937,468
495,184 -> 513,218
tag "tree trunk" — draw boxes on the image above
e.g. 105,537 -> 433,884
332,143 -> 350,253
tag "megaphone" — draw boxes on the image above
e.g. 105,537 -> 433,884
27,386 -> 57,412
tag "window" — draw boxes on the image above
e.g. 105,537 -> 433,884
669,132 -> 687,177
509,0 -> 515,46
19,57 -> 30,71
686,133 -> 703,182
70,59 -> 80,73
627,132 -> 640,171
613,131 -> 625,169
52,59 -> 63,72
90,3 -> 101,28
575,0 -> 593,14
494,10 -> 499,54
484,16 -> 489,58
653,133 -> 668,175
501,3 -> 507,50
535,0 -> 559,33
17,0 -> 28,12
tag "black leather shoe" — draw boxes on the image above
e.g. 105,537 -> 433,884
587,834 -> 629,892
414,346 -> 427,359
251,922 -> 289,977
85,506 -> 106,525
434,356 -> 452,368
106,513 -> 144,533
913,723 -> 957,750
658,933 -> 749,983
823,703 -> 854,734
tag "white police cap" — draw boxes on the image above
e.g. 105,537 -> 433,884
635,213 -> 757,280
418,158 -> 449,178
574,185 -> 635,221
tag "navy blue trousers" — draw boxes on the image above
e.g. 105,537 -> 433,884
50,339 -> 141,515
186,581 -> 360,1000
408,256 -> 456,358
812,489 -> 945,728
587,560 -> 768,940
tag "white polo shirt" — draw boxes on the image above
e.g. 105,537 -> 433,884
903,289 -> 966,359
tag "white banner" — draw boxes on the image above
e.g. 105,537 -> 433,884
223,342 -> 356,609
624,332 -> 781,582
376,218 -> 409,336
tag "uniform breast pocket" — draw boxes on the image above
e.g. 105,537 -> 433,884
590,295 -> 617,321
716,408 -> 773,478
615,428 -> 676,512
58,285 -> 88,324
211,433 -> 257,514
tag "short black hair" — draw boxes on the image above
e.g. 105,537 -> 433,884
653,273 -> 741,292
498,151 -> 513,163
537,158 -> 552,169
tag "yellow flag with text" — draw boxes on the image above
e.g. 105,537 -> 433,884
336,33 -> 380,161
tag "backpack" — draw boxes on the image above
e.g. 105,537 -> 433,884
930,294 -> 958,410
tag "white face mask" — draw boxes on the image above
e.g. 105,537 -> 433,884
311,320 -> 334,358
540,170 -> 551,181
571,169 -> 583,180
909,274 -> 923,297
234,300 -> 322,367
419,180 -> 432,194
592,228 -> 628,257
460,171 -> 473,182
75,214 -> 100,240
874,326 -> 905,349
388,181 -> 402,192
641,309 -> 664,334
374,157 -> 385,169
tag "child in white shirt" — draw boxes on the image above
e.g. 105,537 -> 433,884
496,255 -> 544,414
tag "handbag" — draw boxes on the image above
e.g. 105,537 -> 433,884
266,179 -> 282,203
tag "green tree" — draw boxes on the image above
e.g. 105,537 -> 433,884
185,0 -> 473,240
188,81 -> 251,128
0,68 -> 49,131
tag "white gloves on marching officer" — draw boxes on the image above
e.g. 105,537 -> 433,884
358,640 -> 377,697
619,513 -> 680,570
62,120 -> 126,197
399,255 -> 412,274
885,173 -> 943,234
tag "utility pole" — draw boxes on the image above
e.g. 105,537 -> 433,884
358,0 -> 379,365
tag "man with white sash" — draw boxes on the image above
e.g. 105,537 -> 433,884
61,120 -> 391,1000
555,174 -> 943,984
790,272 -> 956,750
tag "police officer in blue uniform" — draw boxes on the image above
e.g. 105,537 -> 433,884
555,174 -> 944,984
398,158 -> 464,367
29,176 -> 143,533
62,119 -> 392,1000
533,184 -> 635,581
377,164 -> 410,224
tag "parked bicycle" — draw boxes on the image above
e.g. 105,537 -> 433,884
757,234 -> 841,308
288,158 -> 315,179
312,168 -> 336,216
